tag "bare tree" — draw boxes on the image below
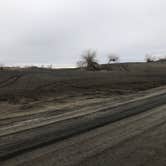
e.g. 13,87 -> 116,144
145,54 -> 156,63
108,54 -> 120,64
77,50 -> 100,71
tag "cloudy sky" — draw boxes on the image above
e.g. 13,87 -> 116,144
0,0 -> 166,67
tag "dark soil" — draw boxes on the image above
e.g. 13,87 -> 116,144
0,62 -> 166,103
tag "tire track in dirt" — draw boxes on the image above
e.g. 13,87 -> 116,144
0,75 -> 22,88
2,104 -> 166,166
1,92 -> 166,160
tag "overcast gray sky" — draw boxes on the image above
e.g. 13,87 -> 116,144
0,0 -> 166,67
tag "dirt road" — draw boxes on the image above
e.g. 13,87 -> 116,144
1,88 -> 166,166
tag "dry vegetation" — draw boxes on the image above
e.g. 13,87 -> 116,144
0,62 -> 166,104
77,50 -> 100,71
